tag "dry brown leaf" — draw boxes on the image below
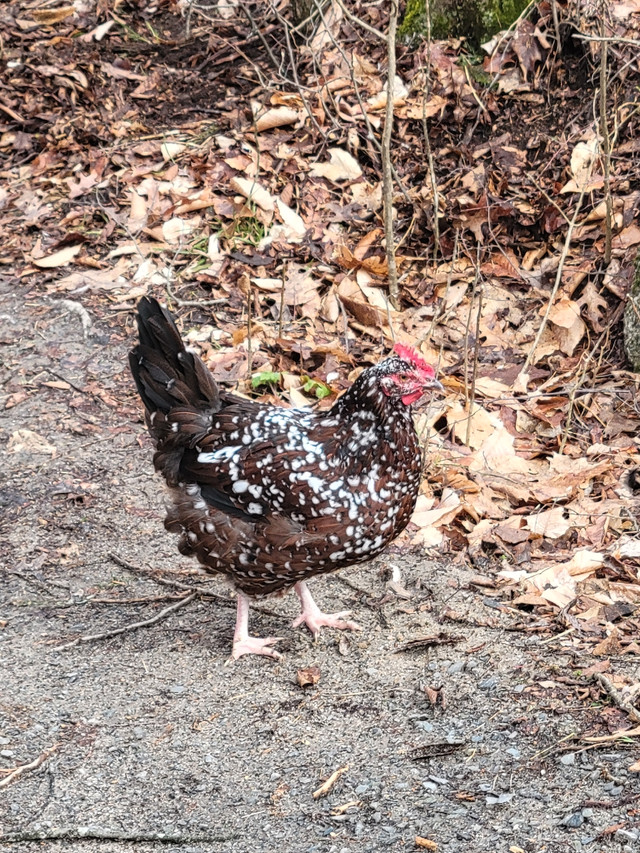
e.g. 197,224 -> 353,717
229,177 -> 275,211
160,141 -> 186,161
310,148 -> 362,182
8,429 -> 57,456
367,75 -> 409,110
255,107 -> 301,132
447,402 -> 501,450
411,489 -> 461,529
32,244 -> 82,268
525,507 -> 571,540
568,138 -> 599,192
32,6 -> 75,23
548,298 -> 586,356
162,217 -> 199,245
297,665 -> 321,687
612,223 -> 640,249
415,837 -> 438,850
404,95 -> 447,120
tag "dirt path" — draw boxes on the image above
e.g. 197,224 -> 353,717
1,283 -> 638,853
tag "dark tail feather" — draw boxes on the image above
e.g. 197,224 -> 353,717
129,297 -> 220,415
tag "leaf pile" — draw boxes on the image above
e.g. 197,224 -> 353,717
1,0 -> 639,646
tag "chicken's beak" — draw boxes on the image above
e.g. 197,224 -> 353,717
423,376 -> 444,393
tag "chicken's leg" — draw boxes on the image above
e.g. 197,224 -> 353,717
292,581 -> 361,637
230,593 -> 283,660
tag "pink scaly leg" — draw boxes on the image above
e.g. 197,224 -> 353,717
292,581 -> 361,637
229,593 -> 283,661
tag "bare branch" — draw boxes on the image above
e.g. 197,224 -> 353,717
382,0 -> 400,309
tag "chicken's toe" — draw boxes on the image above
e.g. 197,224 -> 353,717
292,609 -> 361,637
228,635 -> 283,662
292,581 -> 361,637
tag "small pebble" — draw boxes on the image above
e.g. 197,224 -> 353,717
479,678 -> 498,690
615,829 -> 639,843
170,685 -> 185,694
486,793 -> 514,805
560,753 -> 575,766
561,812 -> 584,828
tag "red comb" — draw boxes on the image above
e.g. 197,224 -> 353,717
393,342 -> 433,374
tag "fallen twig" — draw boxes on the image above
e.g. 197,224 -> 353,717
108,553 -> 289,621
0,743 -> 59,790
410,740 -> 465,760
53,593 -> 197,651
313,764 -> 349,799
393,632 -> 464,653
0,827 -> 239,843
382,0 -> 400,309
593,672 -> 640,724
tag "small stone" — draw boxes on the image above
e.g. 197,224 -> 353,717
429,775 -> 449,786
615,829 -> 639,843
355,784 -> 369,795
448,661 -> 465,674
170,685 -> 185,694
479,677 -> 498,690
486,793 -> 514,805
581,808 -> 594,819
561,812 -> 584,828
560,753 -> 575,766
422,782 -> 438,793
506,747 -> 520,759
0,749 -> 14,758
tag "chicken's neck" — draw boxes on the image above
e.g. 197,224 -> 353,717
319,373 -> 418,461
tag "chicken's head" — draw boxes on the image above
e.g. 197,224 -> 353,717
379,343 -> 442,406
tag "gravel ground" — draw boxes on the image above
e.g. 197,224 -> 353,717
1,283 -> 639,853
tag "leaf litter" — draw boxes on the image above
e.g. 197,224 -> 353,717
1,0 -> 639,655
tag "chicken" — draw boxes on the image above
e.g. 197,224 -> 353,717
129,297 -> 441,659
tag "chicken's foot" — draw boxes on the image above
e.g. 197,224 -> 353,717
292,581 -> 361,637
229,593 -> 283,661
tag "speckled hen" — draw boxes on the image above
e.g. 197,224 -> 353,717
129,297 -> 441,660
